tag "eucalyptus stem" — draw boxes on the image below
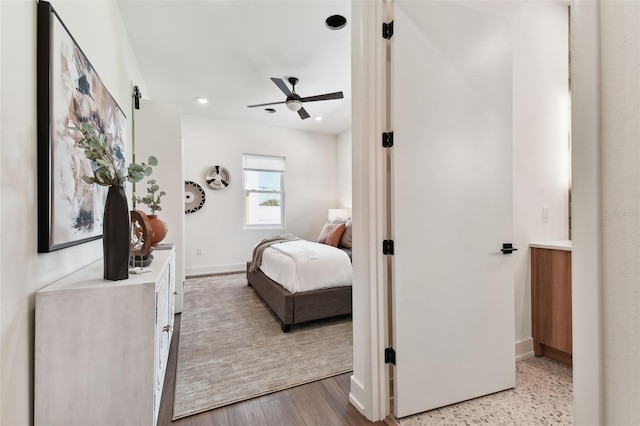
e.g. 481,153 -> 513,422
70,121 -> 158,187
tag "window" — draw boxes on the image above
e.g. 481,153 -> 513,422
243,154 -> 285,227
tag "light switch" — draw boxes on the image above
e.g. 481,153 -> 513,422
542,206 -> 549,223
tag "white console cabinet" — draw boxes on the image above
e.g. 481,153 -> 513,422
35,247 -> 176,426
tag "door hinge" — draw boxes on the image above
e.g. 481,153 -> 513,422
133,85 -> 142,110
382,131 -> 394,148
500,243 -> 518,254
383,239 -> 395,255
383,21 -> 394,40
385,347 -> 396,365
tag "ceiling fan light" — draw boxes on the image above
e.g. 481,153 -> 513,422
286,99 -> 303,112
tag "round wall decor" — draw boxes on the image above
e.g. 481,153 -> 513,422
184,181 -> 206,214
205,165 -> 230,190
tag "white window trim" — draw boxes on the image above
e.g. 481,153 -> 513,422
242,157 -> 286,229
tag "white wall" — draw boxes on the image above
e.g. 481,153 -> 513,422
337,128 -> 353,209
181,115 -> 340,275
509,2 -> 570,347
599,2 -> 640,423
571,1 -> 603,423
0,1 -> 147,424
572,2 -> 640,424
133,99 -> 186,312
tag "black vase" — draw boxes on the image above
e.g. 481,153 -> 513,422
103,185 -> 130,280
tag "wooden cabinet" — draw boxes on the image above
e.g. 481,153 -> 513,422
35,247 -> 175,426
530,243 -> 572,366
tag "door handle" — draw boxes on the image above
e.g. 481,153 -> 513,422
501,243 -> 518,254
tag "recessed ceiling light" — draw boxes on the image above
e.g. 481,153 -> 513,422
265,108 -> 276,113
196,97 -> 208,105
314,116 -> 323,121
325,15 -> 347,30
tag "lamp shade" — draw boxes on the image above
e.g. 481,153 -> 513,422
328,208 -> 350,221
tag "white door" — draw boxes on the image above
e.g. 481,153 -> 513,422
134,98 -> 185,312
391,1 -> 515,418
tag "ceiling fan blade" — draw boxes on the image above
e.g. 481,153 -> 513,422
247,100 -> 286,108
299,91 -> 344,103
298,107 -> 310,120
271,78 -> 292,96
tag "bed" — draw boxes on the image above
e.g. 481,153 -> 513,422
247,220 -> 353,332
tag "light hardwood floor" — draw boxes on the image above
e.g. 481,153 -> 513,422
158,314 -> 385,425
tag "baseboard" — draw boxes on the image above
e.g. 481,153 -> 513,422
186,263 -> 246,277
515,337 -> 535,362
349,374 -> 366,415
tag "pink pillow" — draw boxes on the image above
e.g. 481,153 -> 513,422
317,222 -> 346,247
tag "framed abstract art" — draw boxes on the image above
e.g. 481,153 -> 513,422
37,1 -> 127,252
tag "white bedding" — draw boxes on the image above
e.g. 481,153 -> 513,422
259,240 -> 352,293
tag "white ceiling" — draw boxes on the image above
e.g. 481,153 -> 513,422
117,1 -> 352,135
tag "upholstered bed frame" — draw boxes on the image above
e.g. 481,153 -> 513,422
246,262 -> 352,332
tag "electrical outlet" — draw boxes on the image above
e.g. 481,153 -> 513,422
542,206 -> 549,223
196,248 -> 204,255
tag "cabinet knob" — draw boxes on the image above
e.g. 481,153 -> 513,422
173,291 -> 178,296
163,325 -> 170,332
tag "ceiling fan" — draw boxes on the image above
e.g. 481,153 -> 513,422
247,77 -> 344,120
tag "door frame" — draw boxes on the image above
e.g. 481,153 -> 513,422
349,0 -> 390,422
352,0 -> 606,423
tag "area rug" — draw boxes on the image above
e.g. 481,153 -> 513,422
172,273 -> 353,420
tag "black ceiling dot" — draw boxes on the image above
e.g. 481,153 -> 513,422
325,15 -> 347,30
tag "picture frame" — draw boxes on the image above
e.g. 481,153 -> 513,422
37,1 -> 127,253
